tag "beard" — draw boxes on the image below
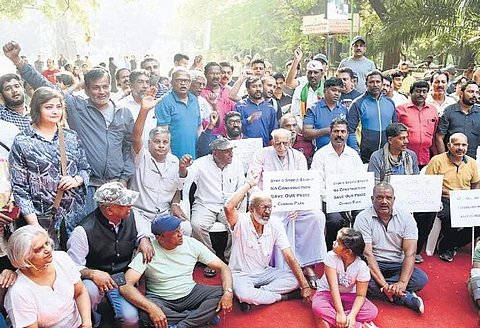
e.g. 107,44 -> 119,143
253,211 -> 269,225
3,94 -> 24,107
227,126 -> 241,138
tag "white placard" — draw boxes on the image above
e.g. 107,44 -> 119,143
450,190 -> 480,228
390,175 -> 443,212
263,170 -> 321,212
230,138 -> 263,174
326,172 -> 374,213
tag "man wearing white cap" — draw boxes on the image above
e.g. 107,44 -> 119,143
120,215 -> 233,328
179,138 -> 245,277
338,36 -> 376,94
67,181 -> 154,328
291,59 -> 325,126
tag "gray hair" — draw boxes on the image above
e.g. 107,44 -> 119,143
7,225 -> 53,269
189,70 -> 206,81
149,127 -> 170,140
250,191 -> 272,206
279,113 -> 296,128
171,67 -> 190,79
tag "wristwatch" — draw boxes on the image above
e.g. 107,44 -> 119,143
171,202 -> 181,207
224,287 -> 233,294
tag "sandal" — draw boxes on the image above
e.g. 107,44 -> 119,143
305,273 -> 320,289
203,267 -> 217,278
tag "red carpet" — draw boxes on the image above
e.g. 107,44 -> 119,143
195,247 -> 479,328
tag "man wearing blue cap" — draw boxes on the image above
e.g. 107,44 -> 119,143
120,215 -> 233,328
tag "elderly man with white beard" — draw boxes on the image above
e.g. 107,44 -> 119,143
247,128 -> 327,290
224,175 -> 312,312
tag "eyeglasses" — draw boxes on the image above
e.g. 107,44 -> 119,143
174,78 -> 191,85
253,204 -> 273,211
274,141 -> 290,147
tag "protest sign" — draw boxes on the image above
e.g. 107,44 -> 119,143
450,190 -> 480,228
230,138 -> 263,173
325,172 -> 374,213
390,175 -> 443,212
263,170 -> 320,212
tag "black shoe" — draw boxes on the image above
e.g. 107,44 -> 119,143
439,249 -> 457,262
239,302 -> 251,313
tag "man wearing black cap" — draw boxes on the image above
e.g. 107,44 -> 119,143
179,138 -> 245,277
338,36 -> 376,94
120,215 -> 233,328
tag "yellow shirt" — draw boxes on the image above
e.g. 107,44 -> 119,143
426,153 -> 480,198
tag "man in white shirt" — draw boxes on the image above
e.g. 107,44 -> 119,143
129,88 -> 191,237
224,178 -> 312,312
311,117 -> 364,250
179,138 -> 245,277
291,60 -> 325,125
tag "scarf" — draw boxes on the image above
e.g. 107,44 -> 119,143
383,142 -> 414,182
272,147 -> 296,172
300,79 -> 324,118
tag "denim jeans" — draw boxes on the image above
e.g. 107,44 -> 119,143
367,261 -> 428,305
83,279 -> 138,327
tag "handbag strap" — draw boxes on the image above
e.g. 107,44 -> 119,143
0,140 -> 10,152
52,125 -> 67,213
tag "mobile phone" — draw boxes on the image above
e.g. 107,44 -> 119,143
0,207 -> 20,220
111,272 -> 126,287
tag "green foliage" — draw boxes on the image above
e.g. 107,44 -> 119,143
174,0 -> 327,69
360,0 -> 480,67
0,0 -> 98,32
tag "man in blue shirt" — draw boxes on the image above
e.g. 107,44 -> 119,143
303,77 -> 349,150
234,76 -> 277,146
155,67 -> 202,159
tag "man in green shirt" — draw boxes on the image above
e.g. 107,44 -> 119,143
120,215 -> 233,328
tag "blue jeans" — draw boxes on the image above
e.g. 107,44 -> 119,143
85,186 -> 99,216
368,261 -> 428,306
0,313 -> 6,328
83,279 -> 138,327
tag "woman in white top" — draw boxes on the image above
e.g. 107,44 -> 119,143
5,225 -> 91,328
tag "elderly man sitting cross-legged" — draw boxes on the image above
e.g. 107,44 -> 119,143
120,215 -> 233,328
224,176 -> 312,312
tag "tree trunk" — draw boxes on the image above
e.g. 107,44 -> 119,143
458,48 -> 476,69
382,45 -> 401,71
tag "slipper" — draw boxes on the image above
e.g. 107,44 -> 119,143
305,274 -> 320,289
203,267 -> 217,278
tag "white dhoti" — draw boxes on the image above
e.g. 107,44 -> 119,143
270,209 -> 327,268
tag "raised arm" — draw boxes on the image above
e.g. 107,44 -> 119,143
285,48 -> 302,89
224,174 -> 257,229
132,87 -> 161,154
3,41 -> 55,90
228,71 -> 250,102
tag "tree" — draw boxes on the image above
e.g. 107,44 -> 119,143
174,0 -> 328,70
362,0 -> 479,69
0,0 -> 99,33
